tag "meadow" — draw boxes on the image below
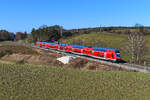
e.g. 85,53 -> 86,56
0,63 -> 150,100
62,32 -> 150,61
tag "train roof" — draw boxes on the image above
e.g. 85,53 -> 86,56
38,41 -> 120,52
59,43 -> 68,46
49,43 -> 56,45
58,44 -> 88,48
42,42 -> 47,44
71,45 -> 88,49
93,47 -> 120,52
36,41 -> 42,43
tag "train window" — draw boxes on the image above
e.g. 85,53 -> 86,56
117,54 -> 120,57
115,50 -> 120,53
112,54 -> 114,57
77,51 -> 80,53
98,54 -> 104,57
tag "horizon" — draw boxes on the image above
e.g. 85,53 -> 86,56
1,25 -> 149,33
0,0 -> 150,33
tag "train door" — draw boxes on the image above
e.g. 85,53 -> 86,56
106,50 -> 117,61
82,48 -> 93,56
65,46 -> 72,52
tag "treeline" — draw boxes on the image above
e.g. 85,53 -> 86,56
67,26 -> 150,35
16,32 -> 28,41
28,25 -> 72,43
29,25 -> 143,43
25,25 -> 150,43
1,24 -> 150,42
0,30 -> 28,41
0,30 -> 15,41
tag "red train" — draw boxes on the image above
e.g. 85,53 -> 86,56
36,41 -> 122,62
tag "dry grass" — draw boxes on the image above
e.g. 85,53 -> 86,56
0,45 -> 39,57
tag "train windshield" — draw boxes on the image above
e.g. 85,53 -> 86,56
115,50 -> 120,53
115,50 -> 121,58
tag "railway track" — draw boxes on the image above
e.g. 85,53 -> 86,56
34,46 -> 150,73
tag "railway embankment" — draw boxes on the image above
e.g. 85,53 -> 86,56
37,46 -> 150,73
0,45 -> 132,72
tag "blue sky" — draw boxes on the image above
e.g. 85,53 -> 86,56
0,0 -> 150,33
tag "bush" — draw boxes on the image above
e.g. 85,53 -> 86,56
0,50 -> 13,57
16,59 -> 26,64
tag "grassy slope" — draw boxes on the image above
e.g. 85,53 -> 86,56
63,32 -> 129,60
145,36 -> 150,59
63,32 -> 126,48
0,63 -> 150,100
62,32 -> 150,61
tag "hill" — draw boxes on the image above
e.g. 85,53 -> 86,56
62,32 -> 150,62
66,26 -> 150,36
0,63 -> 150,100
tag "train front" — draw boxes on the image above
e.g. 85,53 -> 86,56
115,49 -> 122,61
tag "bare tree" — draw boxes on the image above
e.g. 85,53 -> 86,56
59,26 -> 63,37
135,32 -> 147,63
124,32 -> 147,64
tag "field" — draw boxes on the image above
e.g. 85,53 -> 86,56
0,63 -> 150,100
